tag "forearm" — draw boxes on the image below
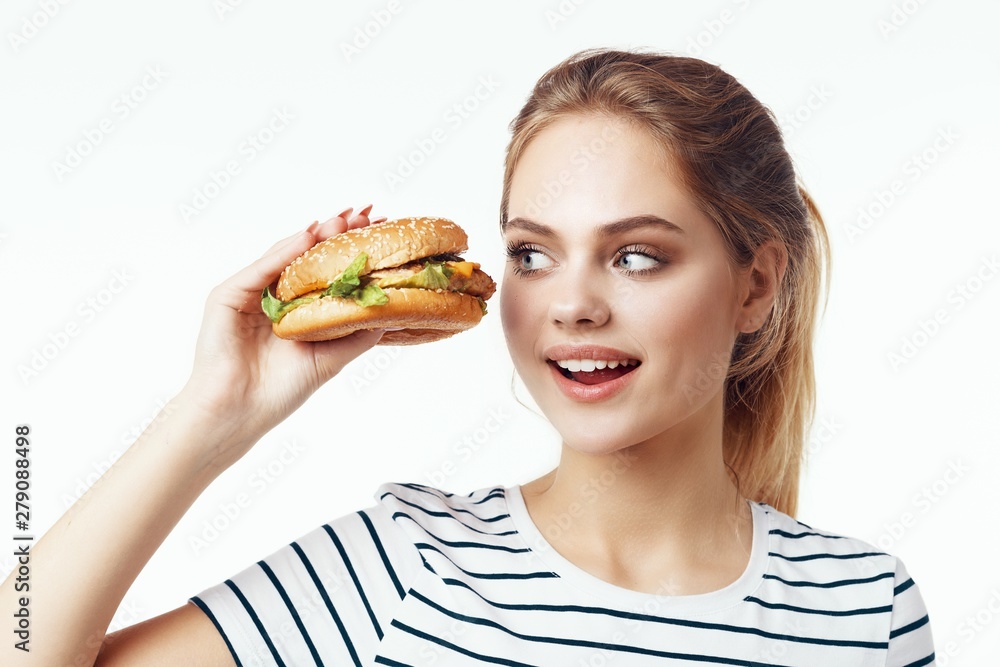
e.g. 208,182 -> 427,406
0,395 -> 246,666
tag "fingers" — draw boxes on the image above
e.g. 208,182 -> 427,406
315,204 -> 387,242
213,206 -> 386,311
310,328 -> 386,380
216,230 -> 318,310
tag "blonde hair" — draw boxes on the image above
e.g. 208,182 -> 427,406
501,49 -> 831,517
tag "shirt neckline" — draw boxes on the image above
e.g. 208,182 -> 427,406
503,483 -> 770,614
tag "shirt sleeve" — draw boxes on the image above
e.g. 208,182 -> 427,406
884,556 -> 935,667
189,502 -> 424,667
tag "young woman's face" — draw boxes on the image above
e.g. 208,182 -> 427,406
501,114 -> 747,455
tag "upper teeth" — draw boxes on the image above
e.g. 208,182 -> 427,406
555,359 -> 637,372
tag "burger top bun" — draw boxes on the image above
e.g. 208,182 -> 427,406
275,217 -> 468,301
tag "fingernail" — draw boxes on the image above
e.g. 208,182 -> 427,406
335,207 -> 353,219
357,204 -> 374,217
370,216 -> 388,224
306,220 -> 320,233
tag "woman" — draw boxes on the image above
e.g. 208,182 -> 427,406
2,49 -> 934,666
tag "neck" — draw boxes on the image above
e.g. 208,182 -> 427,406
520,389 -> 752,594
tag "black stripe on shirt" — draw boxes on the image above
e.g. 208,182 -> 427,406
410,586 -> 887,651
890,614 -> 930,639
391,511 -> 530,552
257,560 -> 324,666
768,550 -> 885,562
390,618 -> 543,667
398,481 -> 505,506
223,579 -> 286,667
415,541 -> 558,580
762,571 -> 895,588
358,509 -> 407,599
395,597 -> 791,667
290,541 -> 362,667
894,577 -> 915,595
401,481 -> 456,498
904,652 -> 936,667
380,490 -> 510,524
374,656 -> 417,667
323,523 -> 382,640
770,528 -> 848,540
189,596 -> 244,667
744,596 -> 891,616
390,510 -> 518,538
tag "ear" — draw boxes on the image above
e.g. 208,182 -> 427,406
737,240 -> 788,334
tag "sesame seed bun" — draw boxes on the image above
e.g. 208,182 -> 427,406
269,217 -> 494,345
275,217 -> 468,301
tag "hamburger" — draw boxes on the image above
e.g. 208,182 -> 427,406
261,216 -> 496,344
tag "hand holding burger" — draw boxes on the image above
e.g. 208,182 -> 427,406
262,216 -> 496,344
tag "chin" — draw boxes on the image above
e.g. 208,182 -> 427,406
549,418 -> 653,458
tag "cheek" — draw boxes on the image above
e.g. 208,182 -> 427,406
623,270 -> 735,360
499,277 -> 533,353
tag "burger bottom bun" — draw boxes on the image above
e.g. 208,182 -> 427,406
271,287 -> 485,345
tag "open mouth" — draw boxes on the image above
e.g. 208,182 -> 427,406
549,359 -> 641,385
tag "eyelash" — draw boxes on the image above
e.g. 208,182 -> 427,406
504,241 -> 667,277
504,241 -> 539,277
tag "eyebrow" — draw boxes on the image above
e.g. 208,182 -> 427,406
504,214 -> 686,237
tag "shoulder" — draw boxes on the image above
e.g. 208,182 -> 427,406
752,503 -> 934,659
755,501 -> 906,595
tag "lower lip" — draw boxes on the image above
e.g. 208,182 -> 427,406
547,361 -> 639,403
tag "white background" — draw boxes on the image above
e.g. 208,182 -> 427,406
2,0 -> 998,662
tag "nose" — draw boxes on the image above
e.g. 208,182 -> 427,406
547,276 -> 611,329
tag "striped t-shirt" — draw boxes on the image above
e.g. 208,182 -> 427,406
191,481 -> 935,666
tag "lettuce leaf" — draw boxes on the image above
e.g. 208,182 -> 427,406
261,252 -> 390,324
322,252 -> 369,298
353,283 -> 389,307
261,288 -> 316,323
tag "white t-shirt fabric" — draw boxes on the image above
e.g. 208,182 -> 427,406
191,482 -> 935,666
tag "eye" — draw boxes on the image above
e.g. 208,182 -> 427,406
505,241 -> 554,275
615,249 -> 661,275
519,250 -> 553,271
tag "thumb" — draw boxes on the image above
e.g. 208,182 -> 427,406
310,328 -> 386,381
